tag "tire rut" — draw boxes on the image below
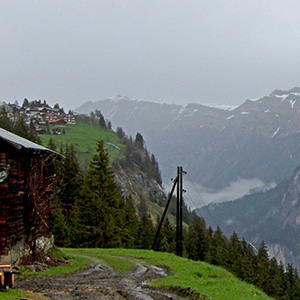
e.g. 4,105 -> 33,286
15,260 -> 189,300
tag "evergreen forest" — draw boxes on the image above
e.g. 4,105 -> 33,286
1,100 -> 300,300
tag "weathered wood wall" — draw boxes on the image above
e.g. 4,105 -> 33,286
0,143 -> 26,256
0,141 -> 54,257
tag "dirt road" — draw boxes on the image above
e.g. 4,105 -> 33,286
15,260 -> 197,300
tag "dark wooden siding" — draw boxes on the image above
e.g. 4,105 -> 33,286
0,141 -> 54,256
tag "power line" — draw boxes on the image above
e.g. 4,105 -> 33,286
186,173 -> 219,227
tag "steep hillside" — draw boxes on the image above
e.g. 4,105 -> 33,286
197,165 -> 300,270
40,121 -> 174,223
76,88 -> 300,190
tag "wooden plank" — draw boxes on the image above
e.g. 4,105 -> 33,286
0,183 -> 9,189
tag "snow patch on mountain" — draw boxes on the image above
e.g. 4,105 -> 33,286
225,115 -> 234,120
271,127 -> 281,138
203,103 -> 237,111
290,100 -> 296,109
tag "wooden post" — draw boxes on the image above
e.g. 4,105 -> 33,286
176,166 -> 183,257
152,176 -> 178,250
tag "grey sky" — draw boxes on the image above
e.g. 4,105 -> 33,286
1,1 -> 300,110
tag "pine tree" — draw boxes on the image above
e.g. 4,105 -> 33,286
184,215 -> 207,261
0,107 -> 13,131
13,115 -> 29,139
239,238 -> 257,284
99,114 -> 106,128
22,98 -> 30,108
226,232 -> 242,275
211,226 -> 228,266
74,140 -> 122,248
268,257 -> 284,299
135,132 -> 144,148
119,196 -> 139,248
203,226 -> 214,264
50,143 -> 83,247
28,119 -> 41,144
136,213 -> 155,249
116,127 -> 126,139
256,241 -> 271,292
156,217 -> 176,253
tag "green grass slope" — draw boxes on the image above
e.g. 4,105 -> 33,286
40,121 -> 124,169
67,248 -> 272,300
4,248 -> 273,300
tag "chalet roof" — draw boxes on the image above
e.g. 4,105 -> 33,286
0,127 -> 62,157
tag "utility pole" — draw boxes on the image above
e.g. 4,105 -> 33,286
152,166 -> 185,257
152,175 -> 178,250
176,166 -> 183,257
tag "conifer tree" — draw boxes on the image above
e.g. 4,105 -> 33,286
22,98 -> 30,108
136,213 -> 155,249
211,226 -> 228,266
156,217 -> 176,253
0,107 -> 13,131
226,232 -> 242,274
50,143 -> 83,247
239,238 -> 257,284
119,196 -> 139,248
75,140 -> 122,248
14,115 -> 29,139
99,114 -> 106,128
256,240 -> 271,291
116,127 -> 126,139
203,226 -> 214,264
268,257 -> 284,298
284,264 -> 300,300
135,132 -> 144,148
184,215 -> 207,261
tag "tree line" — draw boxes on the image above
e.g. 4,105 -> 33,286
47,129 -> 164,249
0,107 -> 40,143
2,104 -> 300,299
48,133 -> 300,300
185,217 -> 300,300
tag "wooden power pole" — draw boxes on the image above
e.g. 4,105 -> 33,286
152,166 -> 185,257
176,166 -> 183,257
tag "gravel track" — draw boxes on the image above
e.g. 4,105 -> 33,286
15,260 -> 190,300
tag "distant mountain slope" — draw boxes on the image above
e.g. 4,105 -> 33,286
197,165 -> 300,270
76,88 -> 300,190
39,121 -> 190,226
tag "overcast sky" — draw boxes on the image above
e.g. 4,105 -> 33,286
1,1 -> 300,110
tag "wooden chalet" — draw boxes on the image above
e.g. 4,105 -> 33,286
0,128 -> 62,264
49,119 -> 67,127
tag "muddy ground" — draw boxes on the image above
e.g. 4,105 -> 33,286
15,260 -> 203,300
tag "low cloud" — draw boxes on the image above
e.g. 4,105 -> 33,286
164,178 -> 276,210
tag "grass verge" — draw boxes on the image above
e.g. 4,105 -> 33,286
61,248 -> 273,300
3,248 -> 273,300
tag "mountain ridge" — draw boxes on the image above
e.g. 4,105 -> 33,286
75,87 -> 300,192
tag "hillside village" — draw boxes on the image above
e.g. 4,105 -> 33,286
0,99 -> 76,134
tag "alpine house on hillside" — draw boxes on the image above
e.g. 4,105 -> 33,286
0,128 -> 62,264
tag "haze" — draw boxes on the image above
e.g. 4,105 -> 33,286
1,1 -> 300,110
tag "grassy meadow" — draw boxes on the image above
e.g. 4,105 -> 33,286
39,121 -> 124,169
